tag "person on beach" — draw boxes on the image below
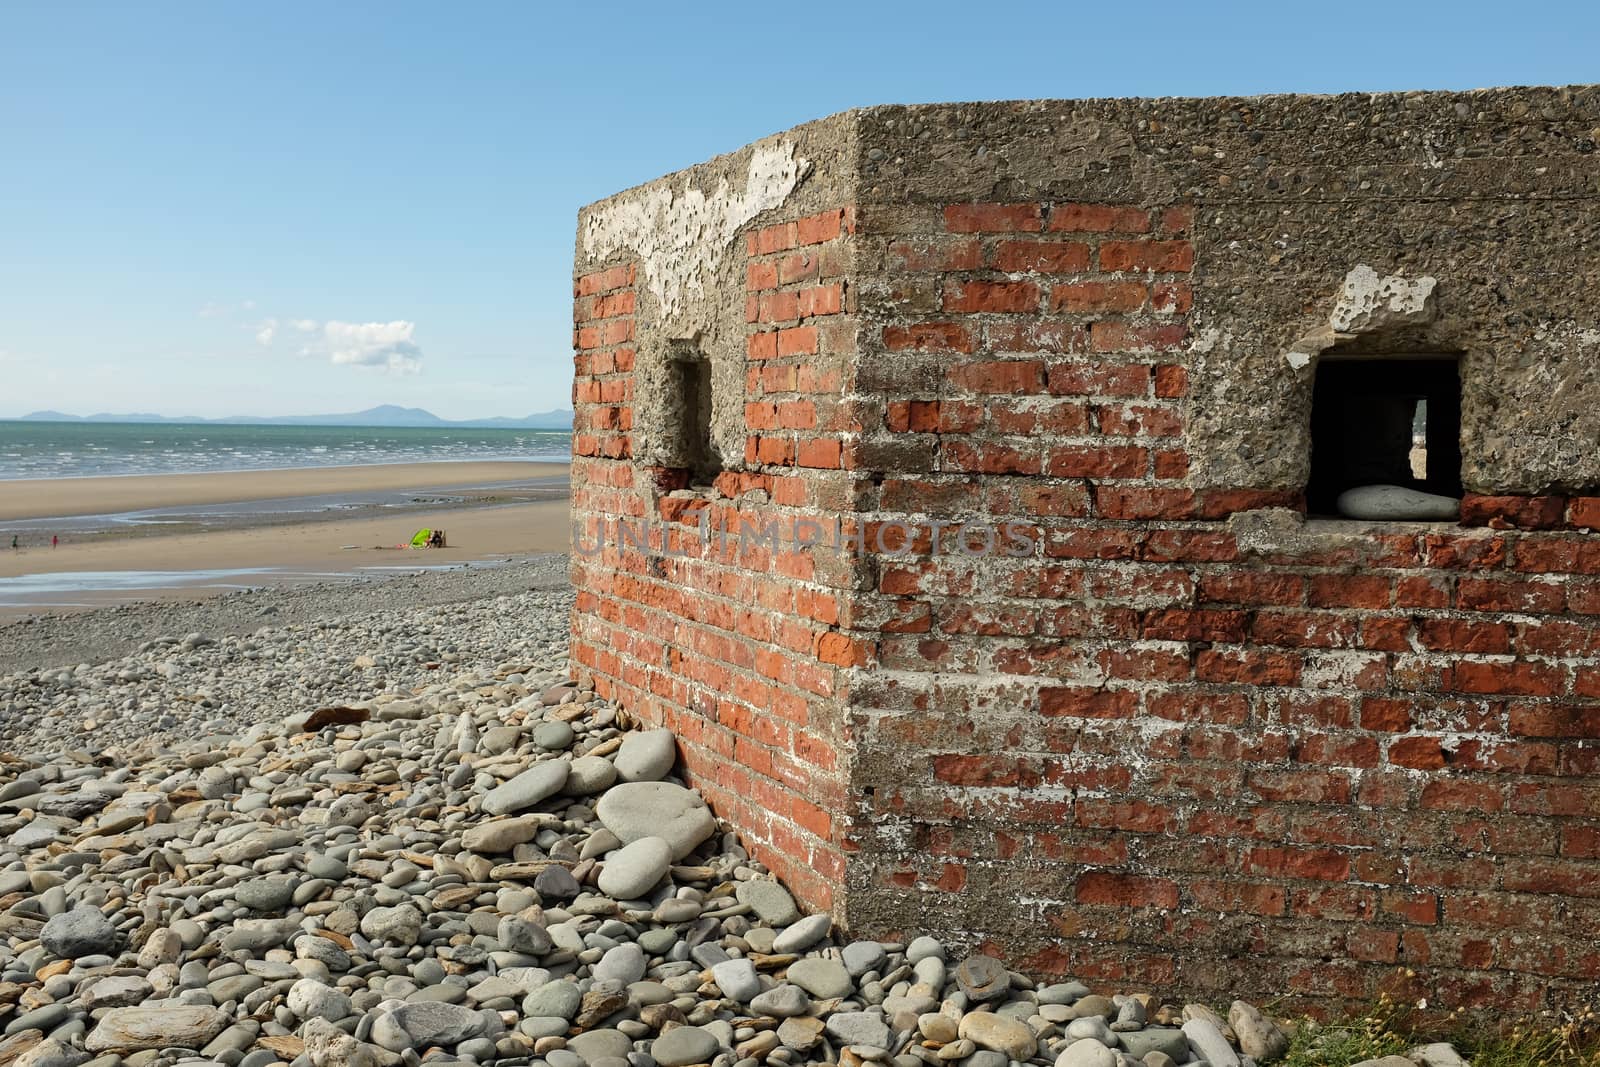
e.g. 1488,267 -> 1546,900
52,535 -> 58,549
9,535 -> 16,550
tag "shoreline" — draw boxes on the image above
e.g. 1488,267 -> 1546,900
0,453 -> 566,483
0,499 -> 572,617
0,461 -> 574,619
0,459 -> 570,521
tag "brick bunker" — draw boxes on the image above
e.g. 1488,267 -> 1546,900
569,86 -> 1600,1016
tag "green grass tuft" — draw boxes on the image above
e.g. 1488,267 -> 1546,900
1276,994 -> 1600,1067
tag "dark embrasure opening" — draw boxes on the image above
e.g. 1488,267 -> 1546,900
666,353 -> 720,486
1307,356 -> 1463,516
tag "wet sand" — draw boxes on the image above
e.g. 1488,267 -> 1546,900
0,463 -> 573,616
0,460 -> 567,521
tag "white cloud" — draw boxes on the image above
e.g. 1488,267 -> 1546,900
230,308 -> 424,374
315,320 -> 423,374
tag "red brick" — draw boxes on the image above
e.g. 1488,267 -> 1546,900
1197,649 -> 1300,686
575,263 -> 634,296
1047,203 -> 1152,233
777,326 -> 818,357
1040,687 -> 1139,719
1562,825 -> 1600,859
1389,736 -> 1448,769
1244,847 -> 1351,882
883,322 -> 975,354
1396,576 -> 1452,608
815,630 -> 865,665
1420,780 -> 1505,812
1159,204 -> 1194,234
752,221 -> 798,255
987,320 -> 1086,354
796,209 -> 844,246
795,438 -> 842,469
1508,703 -> 1600,739
1099,240 -> 1194,273
748,331 -> 778,360
1571,497 -> 1600,529
944,280 -> 1041,313
1153,364 -> 1188,397
1250,611 -> 1359,649
1359,697 -> 1413,732
948,360 -> 1045,394
1075,872 -> 1179,909
1015,482 -> 1091,517
1448,660 -> 1566,697
1513,539 -> 1600,576
1075,799 -> 1176,833
1047,445 -> 1147,479
1094,486 -> 1197,521
1198,489 -> 1304,519
1052,281 -> 1147,313
1150,281 -> 1193,314
993,240 -> 1091,274
886,399 -> 941,433
942,440 -> 1040,476
1200,571 -> 1303,606
1047,361 -> 1151,397
1346,928 -> 1401,964
1460,494 -> 1568,529
1096,403 -> 1183,437
1146,691 -> 1251,724
1189,880 -> 1287,916
1459,578 -> 1565,614
1153,449 -> 1189,479
1308,574 -> 1391,609
1089,322 -> 1187,353
797,283 -> 843,317
776,400 -> 816,429
944,203 -> 1042,233
1142,608 -> 1250,643
889,239 -> 983,272
932,754 -> 1032,787
777,251 -> 819,285
758,290 -> 800,323
1357,616 -> 1409,652
1418,618 -> 1511,653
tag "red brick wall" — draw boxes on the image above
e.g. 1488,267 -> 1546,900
570,208 -> 864,908
844,198 -> 1600,1016
572,188 -> 1600,1016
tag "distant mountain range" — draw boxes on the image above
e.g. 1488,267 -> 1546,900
9,405 -> 574,430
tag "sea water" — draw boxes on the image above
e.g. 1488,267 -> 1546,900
0,422 -> 572,480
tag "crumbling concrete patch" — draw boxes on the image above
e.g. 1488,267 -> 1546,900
1328,264 -> 1439,333
582,142 -> 809,319
1281,265 -> 1441,373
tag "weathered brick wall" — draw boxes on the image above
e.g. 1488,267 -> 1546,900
572,88 -> 1600,1017
571,154 -> 866,906
844,200 -> 1600,1014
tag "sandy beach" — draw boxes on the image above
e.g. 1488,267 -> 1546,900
0,461 -> 573,616
0,499 -> 570,580
0,460 -> 567,521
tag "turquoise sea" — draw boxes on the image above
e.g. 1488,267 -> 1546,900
0,422 -> 572,480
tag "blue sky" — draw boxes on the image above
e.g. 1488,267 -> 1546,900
2,2 -> 1595,420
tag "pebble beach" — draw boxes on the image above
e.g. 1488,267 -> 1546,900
0,558 -> 1469,1067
